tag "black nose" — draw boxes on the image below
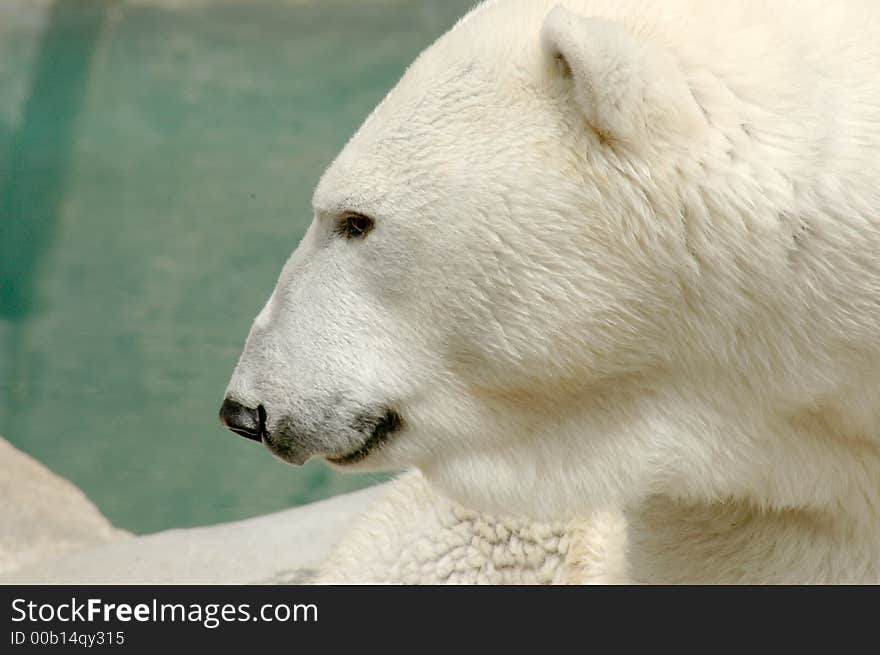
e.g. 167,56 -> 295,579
219,398 -> 265,442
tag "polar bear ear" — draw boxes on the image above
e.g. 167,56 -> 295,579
540,6 -> 699,148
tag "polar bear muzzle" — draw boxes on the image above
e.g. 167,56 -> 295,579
266,405 -> 403,467
219,394 -> 403,468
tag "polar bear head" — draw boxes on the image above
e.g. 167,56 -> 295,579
221,1 -> 879,519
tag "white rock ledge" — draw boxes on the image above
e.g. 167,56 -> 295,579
0,437 -> 128,577
0,437 -> 386,584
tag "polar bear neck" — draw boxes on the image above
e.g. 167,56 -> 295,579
317,470 -> 879,584
423,373 -> 880,542
566,495 -> 880,584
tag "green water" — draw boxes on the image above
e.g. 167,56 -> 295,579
0,0 -> 474,534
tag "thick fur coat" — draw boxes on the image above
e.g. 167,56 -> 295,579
226,0 -> 880,583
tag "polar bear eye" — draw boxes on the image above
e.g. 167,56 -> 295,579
338,213 -> 374,239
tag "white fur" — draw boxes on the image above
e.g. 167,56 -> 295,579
227,0 -> 880,583
314,471 -> 586,584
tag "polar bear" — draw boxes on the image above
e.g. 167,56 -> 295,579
311,470 -> 629,584
221,0 -> 880,583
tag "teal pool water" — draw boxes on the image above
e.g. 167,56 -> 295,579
0,0 -> 474,534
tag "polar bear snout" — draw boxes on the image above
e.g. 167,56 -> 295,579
218,397 -> 266,443
263,405 -> 405,468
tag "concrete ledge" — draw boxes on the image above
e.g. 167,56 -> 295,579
1,484 -> 386,584
0,437 -> 128,577
0,436 -> 385,584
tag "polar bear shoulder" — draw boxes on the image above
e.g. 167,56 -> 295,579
314,472 -> 628,584
316,473 -> 880,584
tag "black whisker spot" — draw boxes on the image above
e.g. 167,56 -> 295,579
327,407 -> 403,466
